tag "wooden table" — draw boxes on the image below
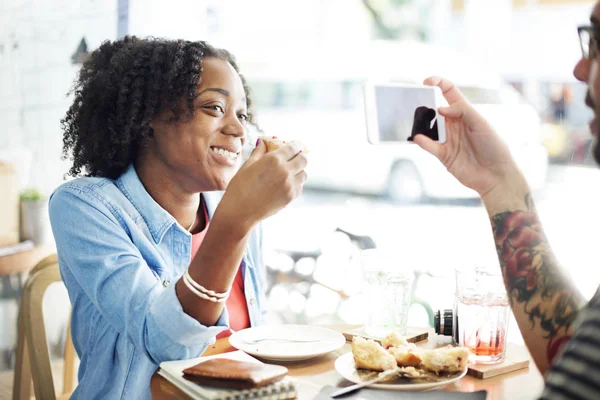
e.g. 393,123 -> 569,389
0,245 -> 54,276
151,325 -> 544,400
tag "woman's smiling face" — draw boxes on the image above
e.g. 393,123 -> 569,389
148,57 -> 249,192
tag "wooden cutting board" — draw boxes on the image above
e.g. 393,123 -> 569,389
467,343 -> 530,379
341,326 -> 430,344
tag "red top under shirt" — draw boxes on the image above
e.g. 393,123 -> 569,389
190,203 -> 250,339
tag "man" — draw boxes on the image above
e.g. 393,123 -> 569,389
413,3 -> 600,398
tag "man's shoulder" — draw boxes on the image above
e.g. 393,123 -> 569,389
588,287 -> 600,307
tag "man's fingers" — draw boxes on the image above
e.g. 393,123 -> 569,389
438,102 -> 465,119
423,76 -> 466,105
438,100 -> 481,127
412,134 -> 443,159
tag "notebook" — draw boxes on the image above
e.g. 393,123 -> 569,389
158,351 -> 296,400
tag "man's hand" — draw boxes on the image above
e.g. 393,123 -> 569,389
413,76 -> 525,198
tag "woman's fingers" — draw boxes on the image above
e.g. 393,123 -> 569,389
244,138 -> 268,166
295,170 -> 308,186
272,141 -> 304,161
289,151 -> 308,174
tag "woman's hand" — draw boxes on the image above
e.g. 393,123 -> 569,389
218,139 -> 307,230
413,77 -> 527,199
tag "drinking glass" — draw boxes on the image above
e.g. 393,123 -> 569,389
455,267 -> 510,364
360,249 -> 414,338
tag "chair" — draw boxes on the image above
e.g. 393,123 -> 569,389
12,254 -> 77,400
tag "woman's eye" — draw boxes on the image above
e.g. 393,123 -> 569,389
237,114 -> 248,123
206,105 -> 224,113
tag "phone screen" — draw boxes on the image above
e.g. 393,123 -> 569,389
365,83 -> 446,144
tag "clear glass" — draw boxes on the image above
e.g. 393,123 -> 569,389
361,249 -> 414,338
455,267 -> 510,364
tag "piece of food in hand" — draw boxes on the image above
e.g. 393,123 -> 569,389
420,346 -> 470,373
387,344 -> 422,367
259,136 -> 309,153
381,332 -> 409,349
351,336 -> 397,371
261,136 -> 286,152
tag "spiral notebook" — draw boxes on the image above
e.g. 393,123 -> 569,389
158,351 -> 296,400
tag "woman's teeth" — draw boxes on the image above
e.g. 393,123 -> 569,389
211,147 -> 238,160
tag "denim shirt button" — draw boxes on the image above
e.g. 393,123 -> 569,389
249,298 -> 255,306
162,280 -> 170,287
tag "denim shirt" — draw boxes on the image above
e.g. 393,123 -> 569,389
48,164 -> 268,400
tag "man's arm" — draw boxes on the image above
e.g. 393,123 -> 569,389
483,180 -> 586,375
410,76 -> 587,376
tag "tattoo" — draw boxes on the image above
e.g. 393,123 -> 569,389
491,193 -> 580,363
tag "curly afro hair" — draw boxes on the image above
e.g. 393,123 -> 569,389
61,36 -> 255,179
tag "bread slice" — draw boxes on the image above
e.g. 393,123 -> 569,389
260,136 -> 309,153
387,344 -> 422,367
351,336 -> 397,371
420,346 -> 470,373
262,137 -> 286,152
381,332 -> 409,349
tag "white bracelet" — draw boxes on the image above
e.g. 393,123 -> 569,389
184,269 -> 230,299
182,273 -> 229,303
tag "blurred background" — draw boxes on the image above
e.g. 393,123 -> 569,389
1,0 -> 600,376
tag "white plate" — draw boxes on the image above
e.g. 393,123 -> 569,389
334,352 -> 468,391
229,325 -> 346,361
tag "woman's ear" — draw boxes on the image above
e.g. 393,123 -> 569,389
149,113 -> 169,137
148,118 -> 160,138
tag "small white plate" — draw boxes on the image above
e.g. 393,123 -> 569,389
334,352 -> 468,391
229,325 -> 346,362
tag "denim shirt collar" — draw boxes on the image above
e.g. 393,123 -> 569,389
117,164 -> 224,244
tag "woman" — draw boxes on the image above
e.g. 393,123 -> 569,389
50,36 -> 307,399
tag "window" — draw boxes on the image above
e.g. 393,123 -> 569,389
249,81 -> 362,110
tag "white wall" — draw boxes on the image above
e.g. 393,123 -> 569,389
0,0 -> 211,195
0,0 -> 119,195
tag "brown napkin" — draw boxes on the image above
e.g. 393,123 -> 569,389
182,358 -> 288,390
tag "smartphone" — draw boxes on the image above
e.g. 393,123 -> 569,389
364,82 -> 447,144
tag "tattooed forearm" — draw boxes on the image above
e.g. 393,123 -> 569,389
491,193 -> 584,367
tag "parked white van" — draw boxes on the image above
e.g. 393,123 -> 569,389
243,40 -> 548,201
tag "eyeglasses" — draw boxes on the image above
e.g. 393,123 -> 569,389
578,25 -> 600,59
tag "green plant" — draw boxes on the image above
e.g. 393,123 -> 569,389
20,188 -> 45,202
